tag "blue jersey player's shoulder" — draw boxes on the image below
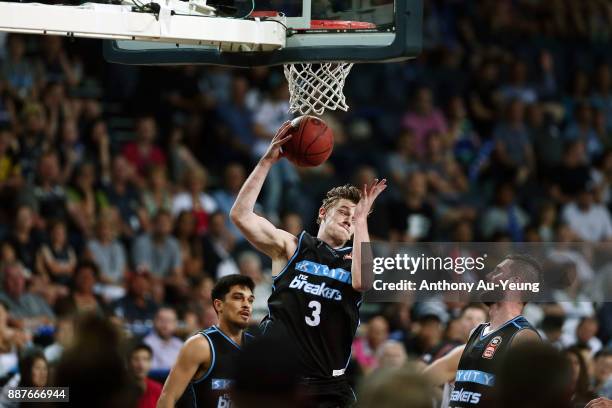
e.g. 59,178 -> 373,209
511,316 -> 534,330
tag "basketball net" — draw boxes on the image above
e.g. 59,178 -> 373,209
284,62 -> 354,116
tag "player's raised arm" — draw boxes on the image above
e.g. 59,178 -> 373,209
156,335 -> 211,408
423,344 -> 465,386
230,122 -> 298,261
351,178 -> 386,291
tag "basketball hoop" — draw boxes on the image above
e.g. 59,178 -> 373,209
283,20 -> 376,116
284,62 -> 353,115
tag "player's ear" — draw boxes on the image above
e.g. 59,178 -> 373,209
213,298 -> 223,315
318,206 -> 326,224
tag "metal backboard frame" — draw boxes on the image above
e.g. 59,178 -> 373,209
103,0 -> 422,67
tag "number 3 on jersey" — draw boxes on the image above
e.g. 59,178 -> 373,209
305,300 -> 321,326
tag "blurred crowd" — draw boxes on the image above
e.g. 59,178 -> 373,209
0,0 -> 610,406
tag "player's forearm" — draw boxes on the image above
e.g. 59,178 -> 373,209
156,393 -> 177,408
156,381 -> 185,408
351,219 -> 370,291
423,361 -> 453,386
423,344 -> 464,385
230,159 -> 272,221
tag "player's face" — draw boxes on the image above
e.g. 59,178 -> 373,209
321,199 -> 357,242
218,285 -> 254,328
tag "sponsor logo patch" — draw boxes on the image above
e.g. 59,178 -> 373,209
482,336 -> 502,359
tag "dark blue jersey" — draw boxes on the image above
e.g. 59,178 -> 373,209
261,231 -> 362,380
450,315 -> 538,408
177,326 -> 253,408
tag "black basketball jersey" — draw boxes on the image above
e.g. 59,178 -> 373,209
177,326 -> 253,408
450,315 -> 538,408
261,231 -> 362,379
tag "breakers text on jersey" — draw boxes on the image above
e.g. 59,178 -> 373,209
216,395 -> 231,408
450,388 -> 481,405
213,379 -> 233,408
289,275 -> 342,300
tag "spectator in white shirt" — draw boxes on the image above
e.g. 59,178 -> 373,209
86,215 -> 128,302
562,187 -> 612,242
143,307 -> 182,372
252,81 -> 290,158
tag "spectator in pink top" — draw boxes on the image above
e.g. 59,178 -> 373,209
352,315 -> 390,374
402,86 -> 448,158
122,116 -> 166,182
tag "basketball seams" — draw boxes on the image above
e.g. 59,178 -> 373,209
285,115 -> 333,167
303,120 -> 328,152
305,147 -> 332,157
300,121 -> 326,165
295,116 -> 310,166
297,116 -> 308,162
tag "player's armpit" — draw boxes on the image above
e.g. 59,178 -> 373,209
423,344 -> 465,386
231,211 -> 297,260
157,334 -> 211,408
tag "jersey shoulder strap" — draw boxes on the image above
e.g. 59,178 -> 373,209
511,316 -> 536,330
193,327 -> 216,383
507,315 -> 541,342
467,323 -> 487,344
299,230 -> 317,249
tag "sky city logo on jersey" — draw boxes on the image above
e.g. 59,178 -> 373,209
455,370 -> 496,387
294,260 -> 352,284
289,275 -> 342,300
450,388 -> 481,404
211,379 -> 233,390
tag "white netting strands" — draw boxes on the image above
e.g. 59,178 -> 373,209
284,62 -> 354,115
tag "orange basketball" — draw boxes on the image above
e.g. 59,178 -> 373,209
282,115 -> 334,167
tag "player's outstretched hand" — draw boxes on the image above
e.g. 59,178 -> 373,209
354,178 -> 387,221
261,121 -> 293,164
585,398 -> 612,408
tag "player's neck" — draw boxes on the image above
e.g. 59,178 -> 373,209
217,320 -> 244,346
316,229 -> 346,249
488,302 -> 523,331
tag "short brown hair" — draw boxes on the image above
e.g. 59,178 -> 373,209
317,184 -> 361,225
